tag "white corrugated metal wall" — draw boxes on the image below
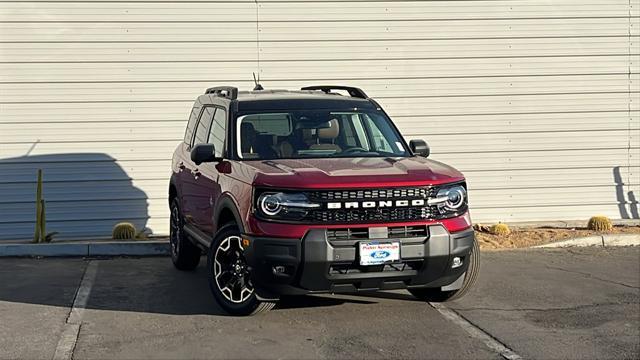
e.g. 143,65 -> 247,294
0,0 -> 638,240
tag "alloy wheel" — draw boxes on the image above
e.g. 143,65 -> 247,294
213,236 -> 254,303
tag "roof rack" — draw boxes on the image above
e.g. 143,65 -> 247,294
301,85 -> 368,99
205,86 -> 238,100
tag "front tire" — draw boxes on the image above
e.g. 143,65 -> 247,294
207,224 -> 275,316
409,238 -> 480,302
169,198 -> 201,271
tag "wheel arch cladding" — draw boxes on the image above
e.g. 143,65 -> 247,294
214,194 -> 245,233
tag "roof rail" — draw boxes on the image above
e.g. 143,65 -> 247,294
205,86 -> 238,100
301,85 -> 368,99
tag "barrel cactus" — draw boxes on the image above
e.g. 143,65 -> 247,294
112,222 -> 137,240
490,223 -> 511,236
587,216 -> 613,232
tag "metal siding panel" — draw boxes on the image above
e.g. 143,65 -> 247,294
0,0 -> 637,240
2,37 -> 636,62
4,56 -> 636,82
4,1 -> 638,21
3,75 -> 638,103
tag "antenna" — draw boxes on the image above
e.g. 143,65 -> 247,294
252,72 -> 264,91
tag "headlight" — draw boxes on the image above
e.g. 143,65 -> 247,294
429,184 -> 468,216
256,192 -> 320,220
258,193 -> 284,216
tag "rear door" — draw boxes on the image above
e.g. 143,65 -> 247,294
175,103 -> 201,216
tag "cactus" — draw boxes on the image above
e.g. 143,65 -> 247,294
490,223 -> 511,236
33,169 -> 47,243
587,215 -> 613,232
112,222 -> 137,240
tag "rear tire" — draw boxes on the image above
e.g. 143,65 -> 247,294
207,224 -> 275,316
169,198 -> 201,271
409,238 -> 480,302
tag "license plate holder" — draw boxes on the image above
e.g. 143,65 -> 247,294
359,241 -> 400,266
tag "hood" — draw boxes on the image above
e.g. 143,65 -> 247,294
234,157 -> 464,189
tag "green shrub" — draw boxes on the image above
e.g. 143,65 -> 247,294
588,216 -> 613,232
490,223 -> 511,236
112,222 -> 137,240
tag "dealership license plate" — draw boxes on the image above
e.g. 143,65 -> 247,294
359,242 -> 400,266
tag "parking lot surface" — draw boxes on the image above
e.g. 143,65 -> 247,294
1,247 -> 638,359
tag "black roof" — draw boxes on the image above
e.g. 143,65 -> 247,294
235,90 -> 377,112
201,86 -> 380,112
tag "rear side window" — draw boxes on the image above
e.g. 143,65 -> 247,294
192,107 -> 215,146
240,113 -> 292,136
184,105 -> 201,145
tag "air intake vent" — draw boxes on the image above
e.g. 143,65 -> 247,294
388,225 -> 428,238
326,228 -> 369,241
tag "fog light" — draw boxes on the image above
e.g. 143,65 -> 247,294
452,257 -> 463,268
242,238 -> 250,248
272,265 -> 286,275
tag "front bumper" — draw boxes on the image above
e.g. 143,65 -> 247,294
243,225 -> 475,299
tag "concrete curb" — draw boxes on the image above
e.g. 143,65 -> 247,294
534,234 -> 640,248
0,241 -> 170,257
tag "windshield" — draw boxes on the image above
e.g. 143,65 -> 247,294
236,110 -> 410,160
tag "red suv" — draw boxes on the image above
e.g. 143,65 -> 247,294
169,85 -> 479,315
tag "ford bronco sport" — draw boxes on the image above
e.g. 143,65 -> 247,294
169,85 -> 479,315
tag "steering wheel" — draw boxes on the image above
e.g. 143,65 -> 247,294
341,147 -> 368,154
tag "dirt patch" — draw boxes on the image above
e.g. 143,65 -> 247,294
476,225 -> 640,250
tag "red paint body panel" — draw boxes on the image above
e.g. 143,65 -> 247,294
228,156 -> 464,189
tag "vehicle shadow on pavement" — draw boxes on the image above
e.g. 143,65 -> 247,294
0,257 -> 422,317
275,294 -> 377,311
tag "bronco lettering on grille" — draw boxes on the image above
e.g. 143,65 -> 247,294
326,199 -> 425,209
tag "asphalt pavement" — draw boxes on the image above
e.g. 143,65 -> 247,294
1,247 -> 638,359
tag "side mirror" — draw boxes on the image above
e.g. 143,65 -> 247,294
190,144 -> 220,165
409,139 -> 430,157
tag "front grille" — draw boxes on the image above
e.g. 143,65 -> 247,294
311,207 -> 430,223
304,186 -> 436,224
308,187 -> 430,201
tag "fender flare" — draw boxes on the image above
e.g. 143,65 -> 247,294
212,193 -> 246,234
168,174 -> 180,205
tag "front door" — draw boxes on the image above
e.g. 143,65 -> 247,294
181,106 -> 214,227
186,107 -> 227,234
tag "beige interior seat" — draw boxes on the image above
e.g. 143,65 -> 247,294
309,119 -> 341,152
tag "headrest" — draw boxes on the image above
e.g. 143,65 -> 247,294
241,122 -> 256,135
317,119 -> 339,140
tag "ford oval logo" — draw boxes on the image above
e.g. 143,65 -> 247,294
371,251 -> 390,259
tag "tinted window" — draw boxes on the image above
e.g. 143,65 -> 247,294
362,114 -> 395,153
207,108 -> 226,157
236,110 -> 409,159
193,107 -> 214,146
184,105 -> 201,144
240,113 -> 292,136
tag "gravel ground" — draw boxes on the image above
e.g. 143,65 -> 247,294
476,225 -> 640,249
